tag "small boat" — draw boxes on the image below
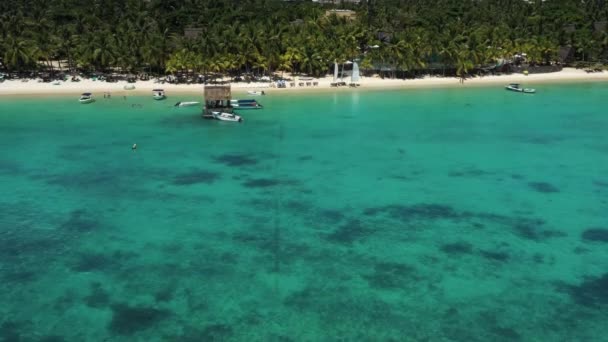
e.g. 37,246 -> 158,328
124,84 -> 136,90
246,90 -> 266,96
153,89 -> 166,100
175,101 -> 200,107
505,83 -> 536,93
212,111 -> 243,122
79,93 -> 94,104
230,99 -> 263,109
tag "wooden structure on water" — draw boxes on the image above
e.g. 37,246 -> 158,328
202,85 -> 232,119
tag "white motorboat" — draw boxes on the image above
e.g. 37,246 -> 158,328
175,101 -> 200,107
505,83 -> 536,93
153,89 -> 166,100
230,99 -> 262,109
79,93 -> 94,104
246,90 -> 266,96
212,111 -> 243,122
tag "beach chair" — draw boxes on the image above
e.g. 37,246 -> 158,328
306,82 -> 311,86
313,82 -> 318,86
299,82 -> 304,87
330,82 -> 338,87
290,82 -> 295,87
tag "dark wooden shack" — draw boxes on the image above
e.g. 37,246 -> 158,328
203,85 -> 232,118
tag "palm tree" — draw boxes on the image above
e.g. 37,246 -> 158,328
2,35 -> 38,71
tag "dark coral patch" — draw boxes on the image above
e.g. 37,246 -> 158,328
0,321 -> 23,342
363,203 -> 464,222
581,228 -> 608,242
479,250 -> 510,262
154,284 -> 176,303
363,262 -> 419,289
108,304 -> 170,335
593,180 -> 608,188
511,219 -> 566,241
39,336 -> 67,342
448,168 -> 492,178
440,242 -> 473,255
563,273 -> 608,307
171,324 -> 233,342
172,170 -> 220,185
319,209 -> 344,223
213,154 -> 258,167
491,326 -> 521,340
85,282 -> 110,308
324,219 -> 372,244
60,209 -> 100,233
242,178 -> 282,188
71,252 -> 116,272
528,182 -> 560,193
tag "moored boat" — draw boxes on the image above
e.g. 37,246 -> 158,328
230,99 -> 263,109
79,93 -> 94,104
246,90 -> 266,96
212,111 -> 243,122
153,89 -> 166,100
505,83 -> 536,93
175,101 -> 200,107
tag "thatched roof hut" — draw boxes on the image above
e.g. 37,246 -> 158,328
203,85 -> 232,116
204,85 -> 231,101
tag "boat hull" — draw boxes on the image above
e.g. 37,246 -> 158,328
175,101 -> 200,107
79,99 -> 94,104
506,86 -> 536,94
232,105 -> 262,109
211,112 -> 243,122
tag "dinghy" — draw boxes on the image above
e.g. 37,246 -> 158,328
174,101 -> 200,107
505,83 -> 536,93
153,89 -> 166,100
79,93 -> 94,104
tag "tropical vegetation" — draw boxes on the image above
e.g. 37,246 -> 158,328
1,0 -> 607,79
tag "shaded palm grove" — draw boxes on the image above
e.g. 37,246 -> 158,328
1,0 -> 608,78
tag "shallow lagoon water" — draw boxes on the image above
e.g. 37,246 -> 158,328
1,84 -> 607,341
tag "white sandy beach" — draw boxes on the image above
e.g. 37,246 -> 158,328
0,68 -> 607,97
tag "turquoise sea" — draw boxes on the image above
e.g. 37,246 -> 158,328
1,83 -> 607,341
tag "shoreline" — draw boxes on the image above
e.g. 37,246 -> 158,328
1,68 -> 607,97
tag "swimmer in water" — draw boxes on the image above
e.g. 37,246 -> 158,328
132,143 -> 137,150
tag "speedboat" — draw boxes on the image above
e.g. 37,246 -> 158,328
79,93 -> 94,104
212,111 -> 243,122
153,89 -> 166,100
175,101 -> 200,107
247,90 -> 266,96
505,83 -> 536,93
230,99 -> 263,109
